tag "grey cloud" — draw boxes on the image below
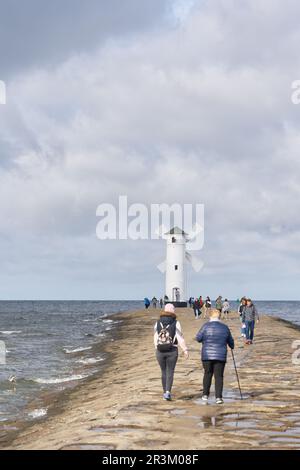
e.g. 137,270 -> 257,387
0,0 -> 169,78
1,0 -> 300,299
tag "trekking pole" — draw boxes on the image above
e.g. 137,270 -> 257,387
231,349 -> 243,400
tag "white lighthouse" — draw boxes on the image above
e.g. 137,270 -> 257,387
164,227 -> 188,307
157,225 -> 204,307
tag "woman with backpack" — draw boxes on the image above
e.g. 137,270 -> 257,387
154,303 -> 189,401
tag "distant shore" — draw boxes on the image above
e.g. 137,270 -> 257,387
2,308 -> 300,450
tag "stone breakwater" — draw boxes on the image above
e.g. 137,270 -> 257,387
3,309 -> 300,450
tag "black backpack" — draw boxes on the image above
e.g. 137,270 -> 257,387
156,320 -> 177,352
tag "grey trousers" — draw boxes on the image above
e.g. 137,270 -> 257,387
156,348 -> 178,393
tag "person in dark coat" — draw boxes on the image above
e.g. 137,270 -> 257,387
193,298 -> 200,318
242,298 -> 259,345
196,309 -> 234,404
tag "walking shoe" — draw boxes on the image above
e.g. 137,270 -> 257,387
163,392 -> 171,401
216,398 -> 224,405
201,395 -> 208,403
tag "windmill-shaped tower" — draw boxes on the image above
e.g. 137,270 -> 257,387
158,226 -> 203,307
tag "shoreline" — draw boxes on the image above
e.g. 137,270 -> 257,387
2,308 -> 300,450
0,309 -> 132,448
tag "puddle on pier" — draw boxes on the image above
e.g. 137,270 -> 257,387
197,416 -> 218,428
90,425 -> 140,434
223,390 -> 251,401
224,419 -> 258,429
62,443 -> 116,450
194,390 -> 251,405
135,439 -> 169,448
194,412 -> 300,445
282,412 -> 300,421
170,409 -> 187,416
272,436 -> 300,445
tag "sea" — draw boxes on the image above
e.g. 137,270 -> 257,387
0,300 -> 142,427
0,300 -> 299,428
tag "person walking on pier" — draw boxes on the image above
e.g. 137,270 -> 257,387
242,299 -> 259,345
215,296 -> 223,314
222,299 -> 230,320
154,304 -> 189,401
204,296 -> 212,319
238,297 -> 247,337
196,309 -> 234,405
198,296 -> 204,316
193,298 -> 200,318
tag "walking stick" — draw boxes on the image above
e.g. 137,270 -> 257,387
231,349 -> 243,400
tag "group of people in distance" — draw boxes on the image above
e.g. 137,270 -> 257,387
153,297 -> 259,404
189,295 -> 230,320
144,297 -> 167,309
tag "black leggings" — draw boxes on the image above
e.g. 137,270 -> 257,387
156,348 -> 178,393
202,360 -> 226,399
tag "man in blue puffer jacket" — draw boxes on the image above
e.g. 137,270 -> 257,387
196,309 -> 234,404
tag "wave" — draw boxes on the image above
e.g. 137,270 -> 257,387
76,357 -> 104,365
63,346 -> 92,354
33,374 -> 88,384
103,319 -> 113,324
0,331 -> 22,335
28,408 -> 48,419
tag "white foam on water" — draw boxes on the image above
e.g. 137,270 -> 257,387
76,357 -> 104,365
28,408 -> 48,419
34,374 -> 88,384
0,331 -> 22,335
63,346 -> 92,354
103,320 -> 113,323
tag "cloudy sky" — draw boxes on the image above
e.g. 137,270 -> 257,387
1,0 -> 300,300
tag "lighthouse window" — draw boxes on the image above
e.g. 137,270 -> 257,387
172,237 -> 176,243
175,265 -> 178,270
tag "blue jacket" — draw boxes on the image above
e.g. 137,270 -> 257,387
196,320 -> 234,362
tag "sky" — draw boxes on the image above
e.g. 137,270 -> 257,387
1,0 -> 300,300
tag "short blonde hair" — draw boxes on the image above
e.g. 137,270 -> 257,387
210,309 -> 221,319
